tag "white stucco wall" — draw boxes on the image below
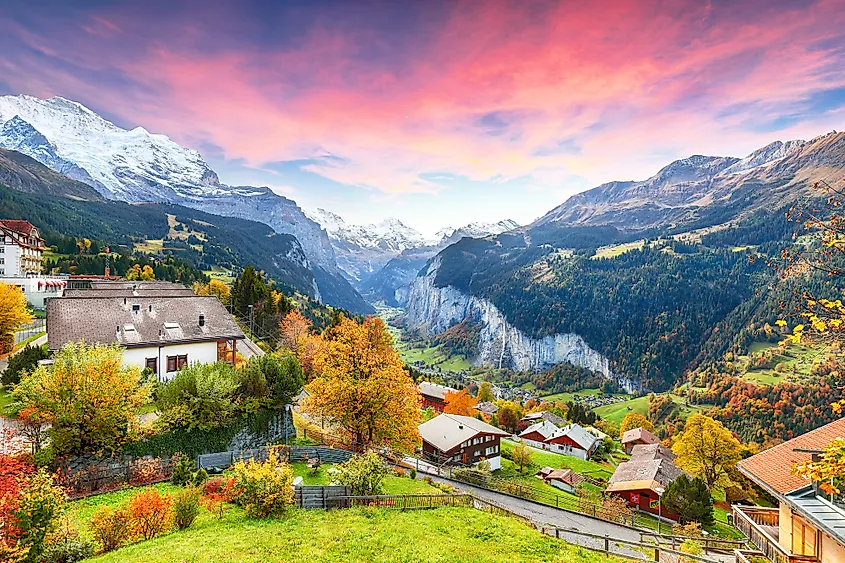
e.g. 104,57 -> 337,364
549,442 -> 588,460
478,455 -> 501,471
123,341 -> 219,381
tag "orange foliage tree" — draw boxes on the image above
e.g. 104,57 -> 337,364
302,315 -> 421,453
279,310 -> 312,352
443,389 -> 478,417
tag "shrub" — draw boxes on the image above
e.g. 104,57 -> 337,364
172,487 -> 201,530
332,452 -> 388,496
170,453 -> 194,486
409,468 -> 417,480
1,343 -> 48,386
229,452 -> 294,518
392,467 -> 405,478
44,520 -> 94,563
31,446 -> 54,469
192,467 -> 209,487
239,354 -> 304,407
128,488 -> 172,540
9,469 -> 67,563
88,505 -> 133,553
203,476 -> 226,496
156,362 -> 239,430
661,475 -> 714,526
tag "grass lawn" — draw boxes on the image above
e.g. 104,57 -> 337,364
289,462 -> 440,494
13,331 -> 46,350
736,342 -> 826,387
83,503 -> 626,563
0,387 -> 15,416
399,343 -> 472,372
591,240 -> 645,260
593,396 -> 649,424
537,388 -> 604,403
500,440 -> 613,480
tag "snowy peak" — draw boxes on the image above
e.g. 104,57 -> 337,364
0,94 -> 216,201
436,219 -> 519,245
307,209 -> 427,252
721,139 -> 806,175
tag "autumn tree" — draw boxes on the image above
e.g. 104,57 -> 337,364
619,412 -> 655,438
125,263 -> 154,281
0,282 -> 33,353
672,414 -> 743,490
279,309 -> 312,352
512,441 -> 533,473
793,436 -> 845,495
497,404 -> 519,433
443,388 -> 478,417
14,343 -> 149,456
477,381 -> 494,403
193,279 -> 231,304
302,315 -> 421,453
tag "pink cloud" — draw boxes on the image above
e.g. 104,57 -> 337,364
2,0 -> 844,196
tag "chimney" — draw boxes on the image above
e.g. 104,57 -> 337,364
458,424 -> 464,430
199,313 -> 205,327
149,304 -> 152,312
104,266 -> 110,277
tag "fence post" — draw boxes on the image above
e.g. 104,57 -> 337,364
604,535 -> 609,555
654,547 -> 659,562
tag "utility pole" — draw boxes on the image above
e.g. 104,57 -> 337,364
248,304 -> 254,339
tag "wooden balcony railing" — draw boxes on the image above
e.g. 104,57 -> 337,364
732,505 -> 817,563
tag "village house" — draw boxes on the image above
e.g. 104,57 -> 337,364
474,401 -> 499,415
518,419 -> 599,460
545,424 -> 600,460
606,443 -> 685,521
419,381 -> 458,413
621,426 -> 660,454
47,287 -> 246,381
735,418 -> 845,563
518,419 -> 559,449
521,410 -> 567,427
418,413 -> 509,470
536,467 -> 585,493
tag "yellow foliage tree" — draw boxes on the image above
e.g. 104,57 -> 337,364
13,342 -> 149,455
140,265 -> 155,280
619,412 -> 654,438
302,315 -> 421,453
0,282 -> 33,353
193,279 -> 231,304
126,264 -> 142,280
477,381 -> 494,403
671,414 -> 742,490
793,437 -> 845,495
443,388 -> 478,417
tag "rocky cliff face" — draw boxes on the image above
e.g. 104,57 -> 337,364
406,258 -> 614,378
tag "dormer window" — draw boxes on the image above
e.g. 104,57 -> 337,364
132,304 -> 140,312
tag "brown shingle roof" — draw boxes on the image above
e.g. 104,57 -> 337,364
47,295 -> 244,350
621,427 -> 659,445
738,417 -> 845,495
0,219 -> 36,235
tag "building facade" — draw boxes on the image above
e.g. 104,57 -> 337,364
606,444 -> 685,521
419,381 -> 457,413
735,418 -> 845,563
0,220 -> 45,277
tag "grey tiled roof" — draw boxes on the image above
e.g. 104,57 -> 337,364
63,288 -> 197,298
418,414 -> 509,452
785,486 -> 845,544
47,295 -> 244,350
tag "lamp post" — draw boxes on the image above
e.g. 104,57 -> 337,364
655,486 -> 665,536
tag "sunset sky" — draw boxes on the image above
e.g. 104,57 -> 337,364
2,0 -> 844,234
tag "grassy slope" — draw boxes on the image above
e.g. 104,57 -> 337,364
593,396 -> 649,424
71,484 -> 624,563
499,439 -> 613,480
0,387 -> 14,416
735,342 -> 824,386
289,462 -> 440,494
84,506 -> 624,563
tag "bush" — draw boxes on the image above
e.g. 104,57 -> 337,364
170,453 -> 194,486
229,452 -> 294,518
172,487 -> 201,530
239,354 -> 304,407
1,343 -> 48,386
156,362 -> 239,430
192,467 -> 209,487
44,521 -> 94,563
128,488 -> 173,540
409,468 -> 417,480
203,476 -> 226,496
89,505 -> 133,553
9,469 -> 67,563
31,446 -> 54,469
332,452 -> 388,496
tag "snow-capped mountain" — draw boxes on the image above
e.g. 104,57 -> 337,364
0,94 -> 371,313
306,208 -> 520,286
435,219 -> 520,245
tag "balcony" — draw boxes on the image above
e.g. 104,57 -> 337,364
732,505 -> 817,563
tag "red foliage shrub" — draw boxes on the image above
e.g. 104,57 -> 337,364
0,455 -> 35,543
128,489 -> 172,540
202,476 -> 225,496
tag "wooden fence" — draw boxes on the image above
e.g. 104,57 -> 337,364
294,486 -> 351,509
639,531 -> 747,555
541,525 -> 722,563
197,445 -> 354,471
334,493 -> 474,510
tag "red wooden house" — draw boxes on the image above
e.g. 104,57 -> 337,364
419,381 -> 457,413
606,444 -> 685,521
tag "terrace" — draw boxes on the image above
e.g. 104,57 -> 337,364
732,505 -> 817,563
